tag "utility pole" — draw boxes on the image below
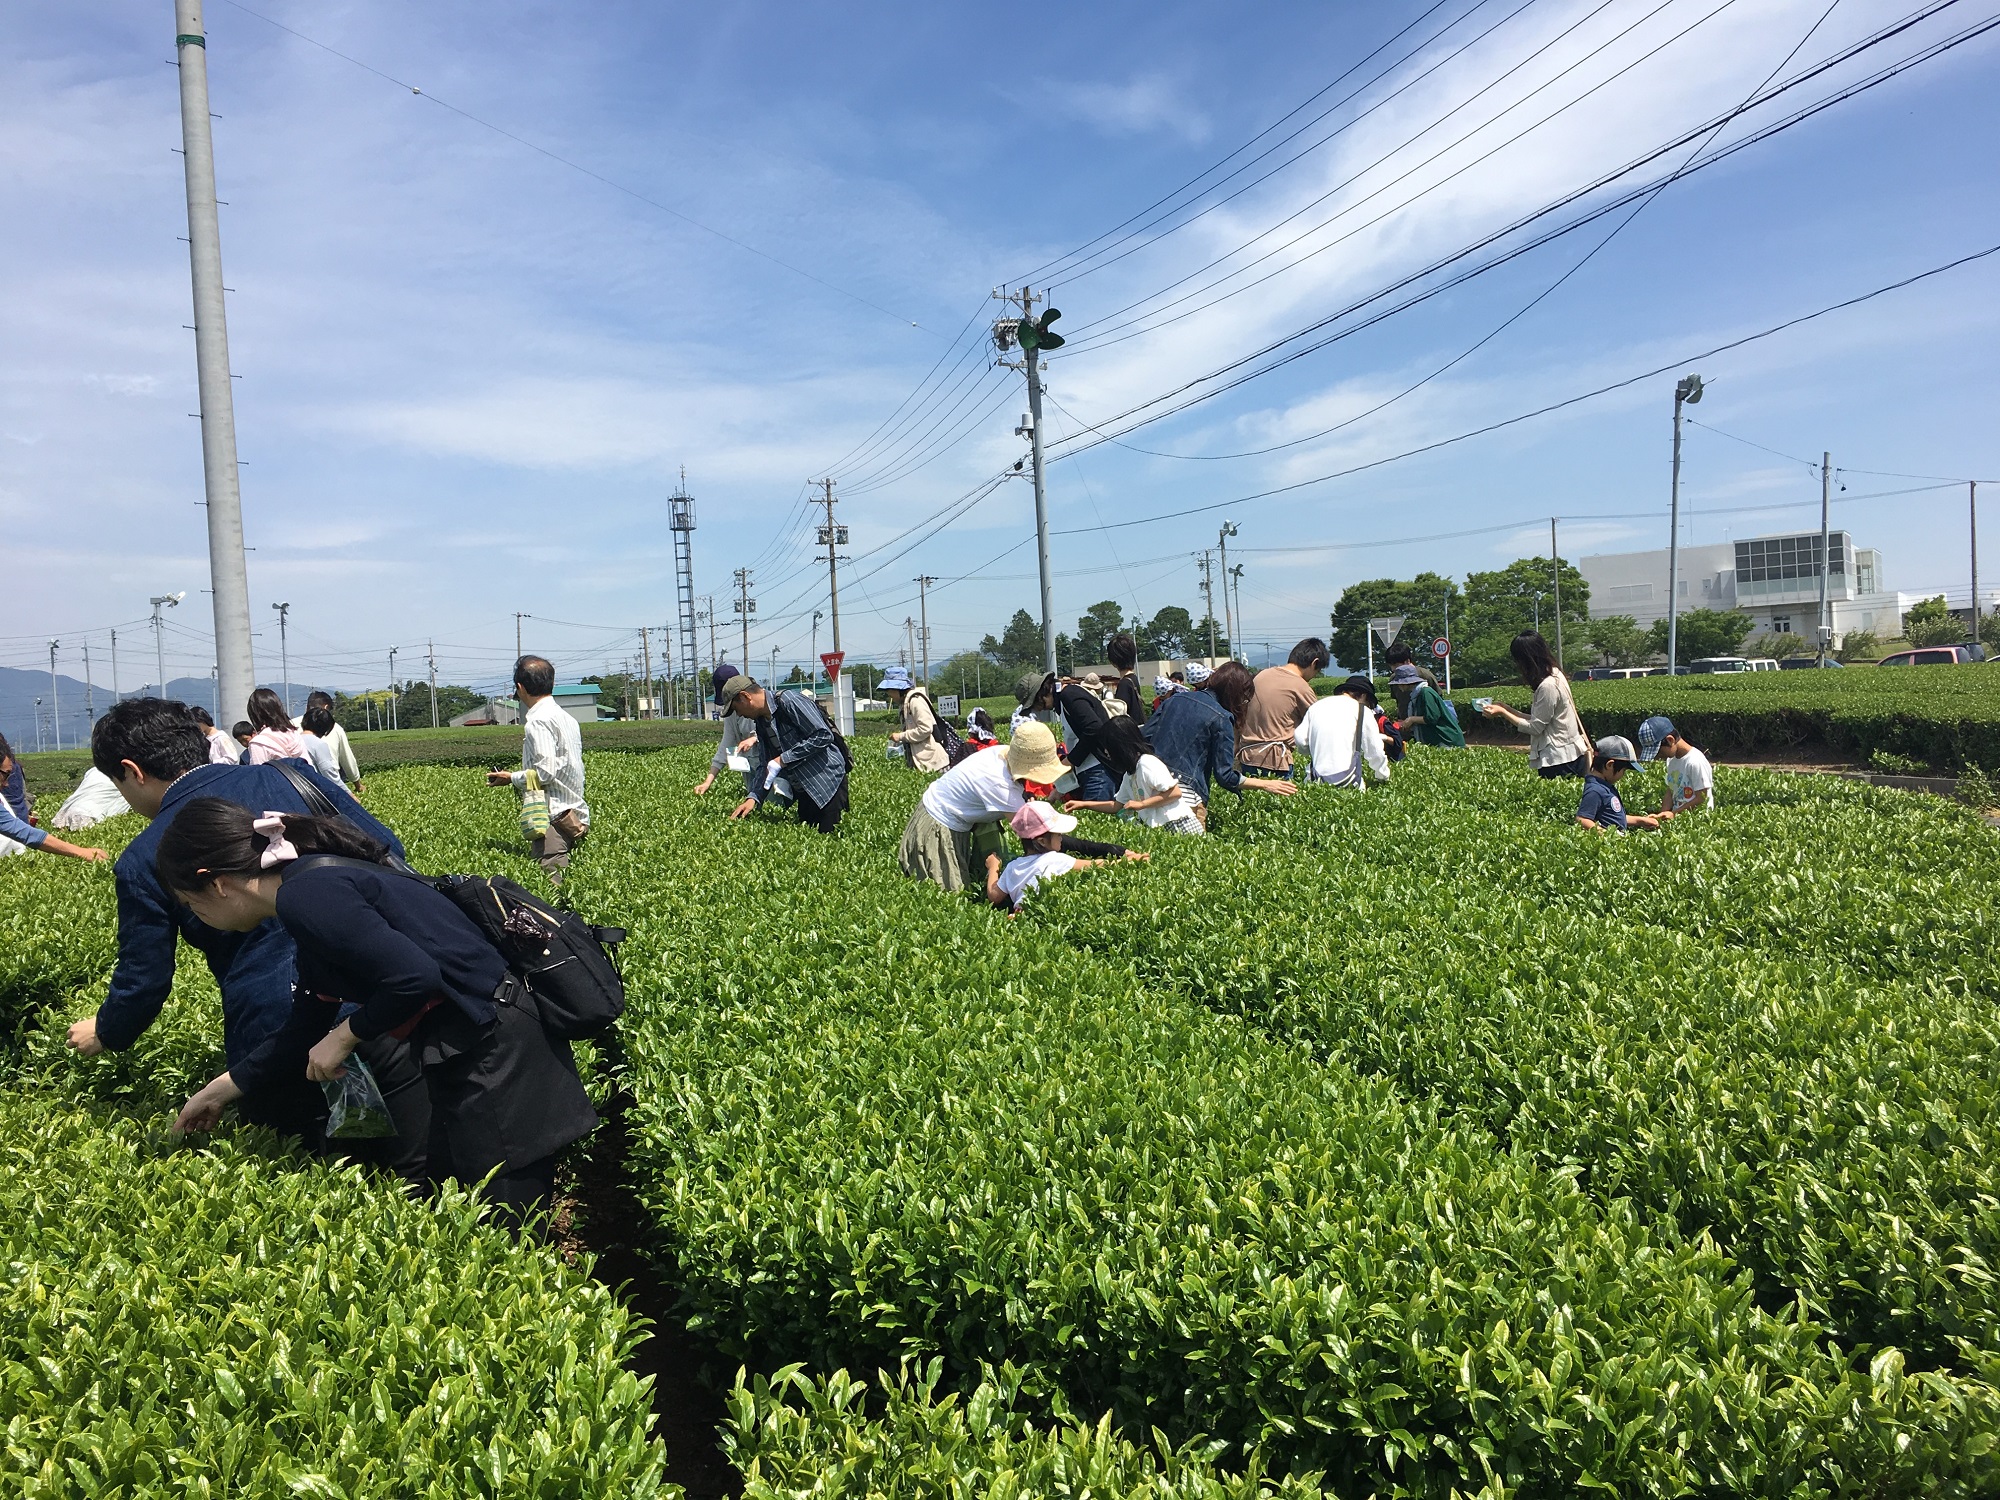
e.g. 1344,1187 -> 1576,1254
1442,587 -> 1453,694
903,617 -> 916,669
815,477 -> 847,655
174,0 -> 255,719
151,592 -> 183,696
1816,452 -> 1833,664
701,596 -> 718,671
1218,521 -> 1238,657
994,287 -> 1060,673
427,639 -> 439,728
1198,551 -> 1217,662
811,611 -> 823,697
387,646 -> 399,732
1229,564 -> 1244,661
639,625 -> 654,720
1667,373 -> 1703,675
110,629 -> 120,702
271,601 -> 290,716
83,640 -> 95,726
733,569 -> 756,670
1968,488 -> 1984,656
1549,517 -> 1564,669
915,576 -> 936,685
48,640 -> 61,752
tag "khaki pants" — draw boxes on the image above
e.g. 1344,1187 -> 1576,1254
532,808 -> 588,879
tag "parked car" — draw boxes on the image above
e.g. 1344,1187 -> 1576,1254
1877,645 -> 1980,666
1743,658 -> 1779,672
1778,656 -> 1844,669
1689,657 -> 1749,674
1602,666 -> 1652,679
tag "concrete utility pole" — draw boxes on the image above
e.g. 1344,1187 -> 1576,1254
514,612 -> 526,659
1229,563 -> 1244,661
271,601 -> 290,716
174,0 -> 255,720
1816,451 -> 1833,664
639,625 -> 653,720
811,611 -> 823,697
815,477 -> 847,655
1218,521 -> 1238,657
1198,551 -> 1217,662
995,288 -> 1058,673
1973,481 -> 1982,655
733,569 -> 756,671
387,646 -> 399,731
110,629 -> 120,702
83,641 -> 95,726
48,640 -> 61,752
1549,518 -> 1564,669
150,592 -> 183,696
915,576 -> 936,685
902,617 -> 915,669
427,640 -> 439,728
1667,373 -> 1702,674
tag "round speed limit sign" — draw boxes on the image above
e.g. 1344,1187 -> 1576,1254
1431,637 -> 1451,658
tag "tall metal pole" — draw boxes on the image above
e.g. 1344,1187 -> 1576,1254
1667,374 -> 1701,673
515,612 -> 525,659
1229,563 -> 1244,660
49,640 -> 61,752
271,601 -> 290,716
1549,518 -> 1563,668
915,576 -> 936,685
1199,551 -> 1217,662
83,641 -> 95,727
174,1 -> 255,719
734,569 -> 754,669
811,612 -> 821,698
1218,522 -> 1237,657
1816,452 -> 1832,664
1023,326 -> 1056,675
387,646 -> 398,731
110,629 -> 120,703
1442,588 -> 1453,694
1973,481 -> 1982,655
428,640 -> 439,728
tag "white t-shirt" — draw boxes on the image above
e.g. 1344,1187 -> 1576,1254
997,850 -> 1076,907
1665,747 -> 1715,812
919,745 -> 1024,832
1116,754 -> 1204,833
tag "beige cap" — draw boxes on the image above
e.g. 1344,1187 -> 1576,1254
1005,721 -> 1065,784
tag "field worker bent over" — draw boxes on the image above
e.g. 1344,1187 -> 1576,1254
900,720 -> 1065,893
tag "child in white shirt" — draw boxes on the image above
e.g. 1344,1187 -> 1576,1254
1637,715 -> 1716,815
985,801 -> 1149,912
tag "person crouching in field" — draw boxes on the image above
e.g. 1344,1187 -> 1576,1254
161,799 -> 596,1232
1638,715 -> 1714,816
1577,736 -> 1662,832
899,720 -> 1065,891
985,800 -> 1148,912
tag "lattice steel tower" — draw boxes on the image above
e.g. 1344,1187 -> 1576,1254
668,469 -> 699,717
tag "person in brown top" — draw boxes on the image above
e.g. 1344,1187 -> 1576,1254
1237,637 -> 1330,777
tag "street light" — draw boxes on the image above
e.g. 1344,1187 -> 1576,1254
387,647 -> 399,732
149,592 -> 184,697
1219,521 -> 1239,658
48,640 -> 61,752
1667,373 -> 1704,675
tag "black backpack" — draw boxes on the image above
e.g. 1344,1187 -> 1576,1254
293,854 -> 628,1042
436,873 -> 628,1041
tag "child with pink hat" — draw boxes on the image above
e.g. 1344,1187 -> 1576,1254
983,801 -> 1149,912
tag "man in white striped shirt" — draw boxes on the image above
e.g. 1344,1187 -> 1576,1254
485,655 -> 590,882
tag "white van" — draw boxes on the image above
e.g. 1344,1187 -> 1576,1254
1689,657 -> 1749,674
1744,658 -> 1779,672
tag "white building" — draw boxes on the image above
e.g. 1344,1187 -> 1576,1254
1578,529 -> 1914,641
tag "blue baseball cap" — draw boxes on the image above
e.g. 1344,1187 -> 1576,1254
1637,716 -> 1675,761
712,665 -> 741,705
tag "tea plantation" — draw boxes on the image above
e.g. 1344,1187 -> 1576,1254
4,743 -> 1999,1495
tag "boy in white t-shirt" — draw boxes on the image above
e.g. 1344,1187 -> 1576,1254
985,801 -> 1148,912
1637,715 -> 1716,816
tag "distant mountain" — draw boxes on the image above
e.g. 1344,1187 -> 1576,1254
0,667 -> 297,753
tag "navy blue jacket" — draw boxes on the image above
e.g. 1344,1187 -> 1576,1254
1147,688 -> 1245,801
96,762 -> 405,1067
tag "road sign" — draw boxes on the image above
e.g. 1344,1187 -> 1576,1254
820,651 -> 845,677
1431,637 -> 1451,658
1368,616 -> 1406,648
939,694 -> 961,717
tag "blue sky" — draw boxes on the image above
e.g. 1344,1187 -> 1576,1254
3,0 -> 1996,703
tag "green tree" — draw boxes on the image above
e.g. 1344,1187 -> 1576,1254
1456,557 -> 1591,683
980,609 -> 1046,668
1075,600 -> 1125,665
1836,629 -> 1882,662
1135,605 -> 1198,659
1646,608 -> 1753,661
1903,595 -> 1965,647
1585,615 -> 1652,668
1328,573 -> 1460,674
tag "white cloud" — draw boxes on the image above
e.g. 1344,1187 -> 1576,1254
1025,73 -> 1211,144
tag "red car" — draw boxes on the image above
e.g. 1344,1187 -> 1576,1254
1876,646 -> 1980,666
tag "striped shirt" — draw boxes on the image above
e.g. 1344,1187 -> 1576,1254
512,697 -> 589,822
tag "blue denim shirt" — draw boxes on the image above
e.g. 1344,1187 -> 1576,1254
95,761 -> 405,1066
1146,689 -> 1244,801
